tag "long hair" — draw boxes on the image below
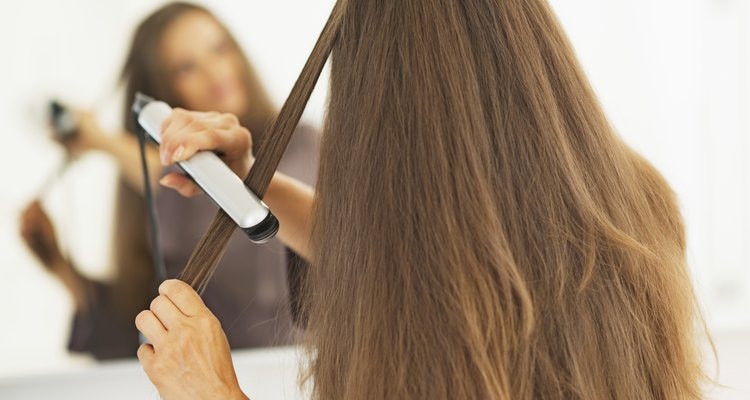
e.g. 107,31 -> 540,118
110,2 -> 275,317
182,0 -> 705,398
306,0 -> 703,398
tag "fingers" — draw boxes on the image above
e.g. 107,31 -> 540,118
150,295 -> 185,330
158,279 -> 207,317
136,343 -> 156,370
159,173 -> 201,197
135,310 -> 167,346
159,109 -> 251,167
134,295 -> 240,399
160,108 -> 217,136
162,128 -> 218,164
137,343 -> 164,389
160,109 -> 198,163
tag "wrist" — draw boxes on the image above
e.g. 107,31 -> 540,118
224,382 -> 248,400
87,131 -> 112,152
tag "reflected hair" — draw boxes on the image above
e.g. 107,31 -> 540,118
183,0 -> 706,398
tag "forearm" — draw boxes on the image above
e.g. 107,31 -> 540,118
263,172 -> 315,261
47,257 -> 92,313
98,133 -> 162,194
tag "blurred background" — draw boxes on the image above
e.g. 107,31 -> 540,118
0,0 -> 747,398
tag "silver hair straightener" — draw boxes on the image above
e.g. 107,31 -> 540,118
132,93 -> 279,244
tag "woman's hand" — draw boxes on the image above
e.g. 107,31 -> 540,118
19,200 -> 63,266
157,109 -> 253,197
19,201 -> 92,310
61,111 -> 108,156
136,279 -> 247,400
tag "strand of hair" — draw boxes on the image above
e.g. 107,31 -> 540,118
178,0 -> 347,292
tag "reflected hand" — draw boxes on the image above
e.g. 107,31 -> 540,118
19,200 -> 62,266
157,109 -> 253,197
61,110 -> 108,157
136,280 -> 247,400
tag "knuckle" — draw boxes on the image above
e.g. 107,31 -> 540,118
234,127 -> 251,150
225,113 -> 239,125
239,127 -> 251,141
161,136 -> 178,151
174,332 -> 190,347
136,344 -> 149,359
171,109 -> 189,123
135,310 -> 150,326
197,314 -> 219,330
191,186 -> 202,196
161,279 -> 194,300
160,279 -> 182,295
159,127 -> 173,142
181,185 -> 199,197
206,130 -> 221,146
187,119 -> 206,132
149,296 -> 163,311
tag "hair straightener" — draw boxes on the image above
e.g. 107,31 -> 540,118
132,93 -> 279,244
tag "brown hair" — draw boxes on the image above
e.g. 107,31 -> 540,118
183,0 -> 705,398
111,2 -> 275,315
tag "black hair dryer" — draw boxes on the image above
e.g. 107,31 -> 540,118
49,100 -> 78,144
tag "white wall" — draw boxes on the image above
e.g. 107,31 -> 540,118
550,0 -> 750,330
0,0 -> 747,390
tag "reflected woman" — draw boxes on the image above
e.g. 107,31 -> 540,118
19,2 -> 316,359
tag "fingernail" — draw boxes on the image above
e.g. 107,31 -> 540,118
172,146 -> 185,162
159,176 -> 173,187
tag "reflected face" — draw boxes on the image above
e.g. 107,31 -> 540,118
160,11 -> 248,115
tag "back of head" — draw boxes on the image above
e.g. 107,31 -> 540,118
305,0 -> 704,398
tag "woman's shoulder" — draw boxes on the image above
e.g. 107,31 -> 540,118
276,123 -> 320,185
292,123 -> 321,144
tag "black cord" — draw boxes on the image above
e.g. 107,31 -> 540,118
134,113 -> 167,283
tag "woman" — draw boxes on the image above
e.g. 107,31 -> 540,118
19,2 -> 316,359
134,0 -> 705,399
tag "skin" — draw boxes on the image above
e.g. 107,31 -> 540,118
137,279 -> 247,400
140,109 -> 316,398
162,10 -> 249,117
19,201 -> 91,311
